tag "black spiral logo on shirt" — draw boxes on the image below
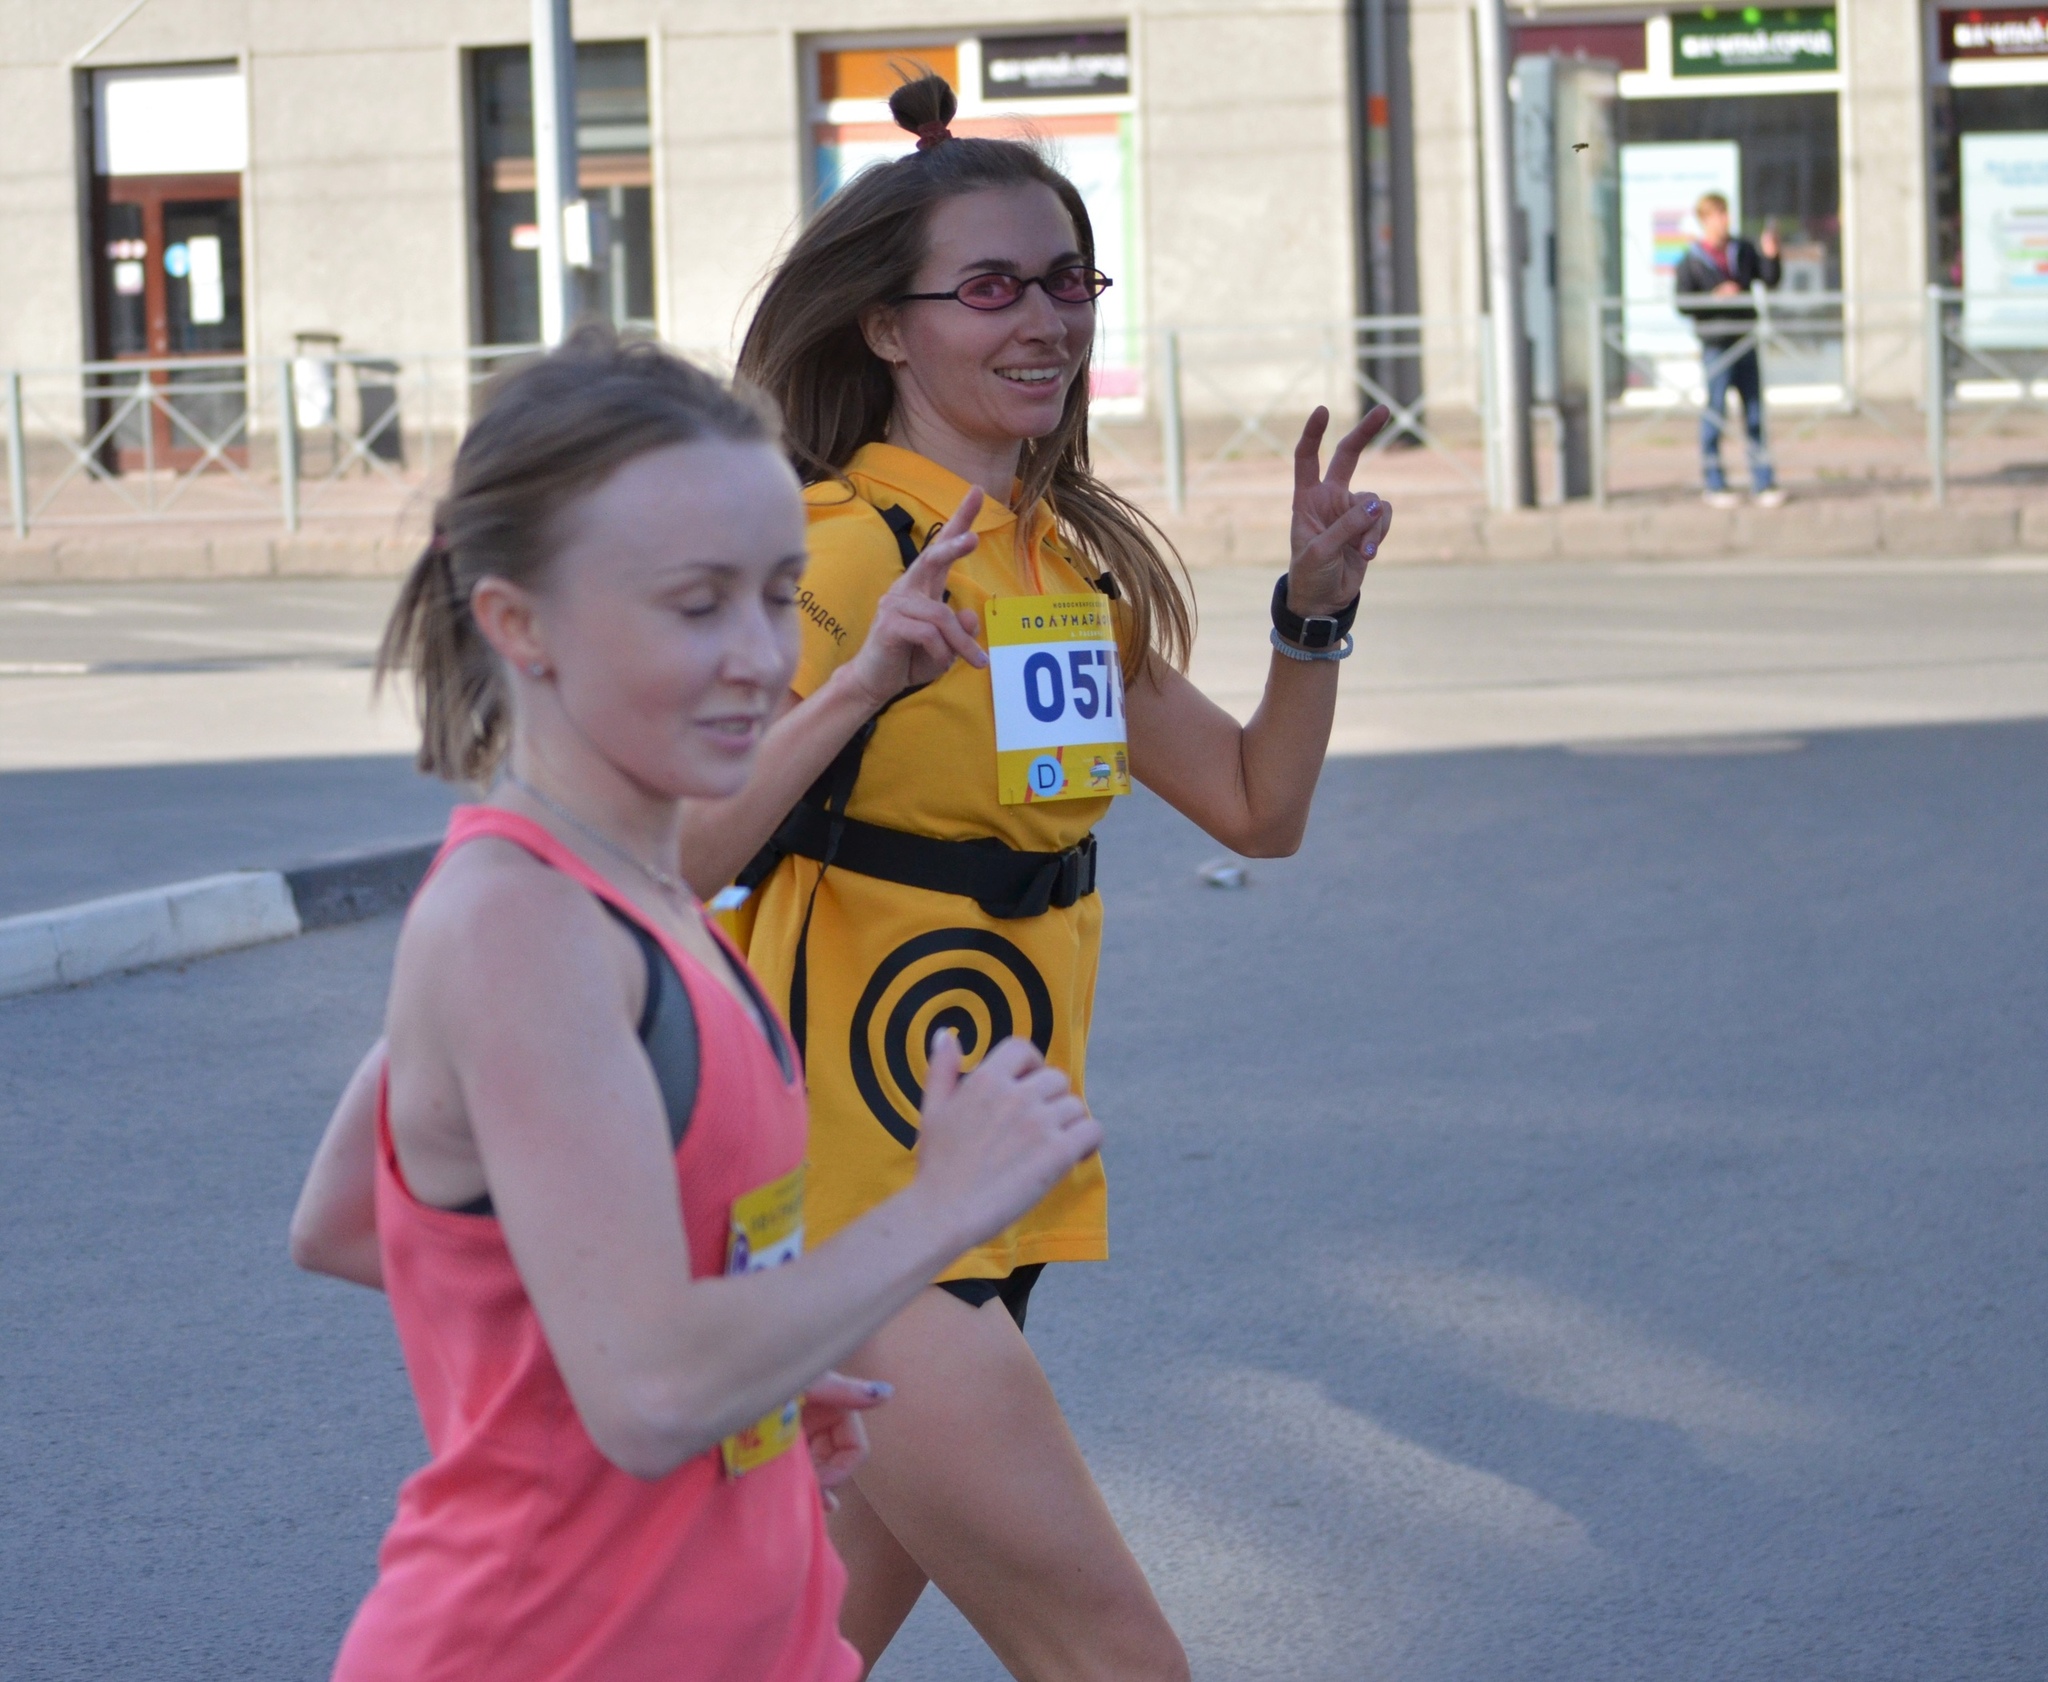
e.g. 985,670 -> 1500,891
848,928 -> 1055,1149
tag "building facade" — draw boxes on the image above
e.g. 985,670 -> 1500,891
1406,0 -> 2030,404
0,1 -> 1359,377
1,2 -> 2041,409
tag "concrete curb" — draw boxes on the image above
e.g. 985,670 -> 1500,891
0,837 -> 438,1001
284,840 -> 440,930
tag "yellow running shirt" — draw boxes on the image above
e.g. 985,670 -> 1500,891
743,443 -> 1114,1281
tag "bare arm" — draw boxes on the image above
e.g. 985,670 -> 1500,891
1127,405 -> 1393,857
288,1039 -> 387,1289
675,490 -> 990,896
399,859 -> 1099,1481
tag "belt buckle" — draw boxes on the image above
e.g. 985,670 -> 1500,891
1052,836 -> 1096,908
1054,847 -> 1081,907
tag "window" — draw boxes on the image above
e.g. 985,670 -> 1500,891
1623,92 -> 1840,290
87,65 -> 249,468
470,42 -> 655,344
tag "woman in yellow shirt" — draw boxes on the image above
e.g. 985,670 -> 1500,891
682,73 -> 1393,1680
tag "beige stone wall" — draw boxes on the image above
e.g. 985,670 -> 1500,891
1406,0 -> 1484,403
0,0 -> 1941,415
1136,1 -> 1358,329
0,0 -> 1359,386
1838,0 -> 1930,400
0,10 -> 102,369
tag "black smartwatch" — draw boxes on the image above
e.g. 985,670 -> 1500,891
1270,574 -> 1360,651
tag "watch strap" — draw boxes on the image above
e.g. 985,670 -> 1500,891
1270,573 -> 1360,651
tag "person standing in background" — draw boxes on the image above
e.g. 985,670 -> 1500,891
1676,192 -> 1786,510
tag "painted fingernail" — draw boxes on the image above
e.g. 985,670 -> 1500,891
1365,543 -> 1379,559
866,1381 -> 894,1399
1364,497 -> 1380,513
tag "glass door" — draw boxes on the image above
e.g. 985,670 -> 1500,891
92,173 -> 246,471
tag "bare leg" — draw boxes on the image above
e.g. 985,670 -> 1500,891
831,1285 -> 1188,1682
828,1475 -> 930,1672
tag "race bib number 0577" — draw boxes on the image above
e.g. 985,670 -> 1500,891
984,594 -> 1131,806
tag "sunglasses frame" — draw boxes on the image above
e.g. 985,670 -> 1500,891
892,266 -> 1115,312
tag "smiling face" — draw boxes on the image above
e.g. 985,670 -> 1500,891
863,182 -> 1093,460
510,439 -> 806,802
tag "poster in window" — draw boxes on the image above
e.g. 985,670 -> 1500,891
1961,132 -> 2048,349
1619,142 -> 1740,367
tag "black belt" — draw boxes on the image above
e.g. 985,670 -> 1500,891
768,802 -> 1096,922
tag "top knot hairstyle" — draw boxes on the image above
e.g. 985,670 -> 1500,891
738,69 -> 1191,676
892,66 -> 956,149
378,327 -> 775,784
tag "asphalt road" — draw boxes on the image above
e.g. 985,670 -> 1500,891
0,756 -> 456,920
4,558 -> 2047,917
4,719 -> 2045,1679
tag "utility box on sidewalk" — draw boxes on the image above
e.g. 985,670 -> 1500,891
1513,52 -> 1621,500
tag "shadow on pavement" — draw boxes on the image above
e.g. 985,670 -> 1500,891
0,755 -> 459,919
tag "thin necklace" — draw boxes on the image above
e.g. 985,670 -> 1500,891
502,770 -> 691,901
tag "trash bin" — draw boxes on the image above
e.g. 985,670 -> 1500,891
291,330 -> 341,474
350,357 -> 405,468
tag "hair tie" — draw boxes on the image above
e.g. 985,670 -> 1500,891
914,122 -> 951,151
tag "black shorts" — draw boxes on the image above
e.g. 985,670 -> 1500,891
936,1263 -> 1045,1331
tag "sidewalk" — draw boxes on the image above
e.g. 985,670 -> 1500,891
1114,409 -> 2048,565
1155,485 -> 2048,568
6,394 -> 2047,580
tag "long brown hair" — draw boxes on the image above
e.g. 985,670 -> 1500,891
737,71 -> 1192,676
377,328 -> 774,783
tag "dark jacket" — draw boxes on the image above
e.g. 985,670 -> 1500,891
1674,237 -> 1782,343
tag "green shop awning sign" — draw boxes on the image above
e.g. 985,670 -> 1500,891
1673,8 -> 1838,75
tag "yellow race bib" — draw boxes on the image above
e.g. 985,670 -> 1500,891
719,1163 -> 806,1477
984,594 -> 1131,805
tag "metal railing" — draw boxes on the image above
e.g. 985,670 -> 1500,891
4,295 -> 2041,536
1091,316 -> 1493,514
1924,286 -> 2048,505
2,345 -> 546,538
1587,287 -> 2048,508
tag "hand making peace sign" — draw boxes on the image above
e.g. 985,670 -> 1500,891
1287,404 -> 1395,619
841,485 -> 991,710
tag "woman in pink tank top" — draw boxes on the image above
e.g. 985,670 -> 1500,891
291,333 -> 1101,1682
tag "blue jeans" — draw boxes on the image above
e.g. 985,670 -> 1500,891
1700,342 -> 1774,492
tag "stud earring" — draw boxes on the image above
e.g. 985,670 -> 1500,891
526,662 -> 547,678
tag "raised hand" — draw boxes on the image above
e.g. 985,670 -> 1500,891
910,1030 -> 1102,1249
843,487 -> 990,710
1288,405 -> 1395,618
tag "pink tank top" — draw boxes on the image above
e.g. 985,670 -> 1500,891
334,806 -> 859,1682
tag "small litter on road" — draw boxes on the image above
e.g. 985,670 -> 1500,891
1198,859 -> 1248,889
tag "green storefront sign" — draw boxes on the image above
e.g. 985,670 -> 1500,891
1672,8 -> 1838,75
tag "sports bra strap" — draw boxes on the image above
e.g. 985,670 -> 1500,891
448,903 -> 701,1218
